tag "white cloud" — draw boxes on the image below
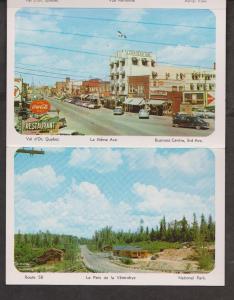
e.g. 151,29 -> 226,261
123,148 -> 213,177
133,182 -> 214,221
116,9 -> 147,34
15,179 -> 214,237
68,148 -> 123,173
15,180 -> 140,237
157,44 -> 215,67
16,165 -> 64,189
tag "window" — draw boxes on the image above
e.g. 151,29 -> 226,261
138,85 -> 144,94
152,72 -> 158,79
179,86 -> 184,91
142,58 -> 148,66
151,60 -> 156,67
132,57 -> 138,65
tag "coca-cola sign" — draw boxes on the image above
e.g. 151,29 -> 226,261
30,100 -> 51,114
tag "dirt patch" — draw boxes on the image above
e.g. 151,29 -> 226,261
114,247 -> 200,273
157,247 -> 197,261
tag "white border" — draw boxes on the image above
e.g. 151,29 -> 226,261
7,0 -> 226,148
6,147 -> 225,286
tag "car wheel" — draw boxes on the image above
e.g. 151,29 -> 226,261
195,125 -> 201,130
174,123 -> 179,128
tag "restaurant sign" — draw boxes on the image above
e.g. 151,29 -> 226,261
23,116 -> 59,132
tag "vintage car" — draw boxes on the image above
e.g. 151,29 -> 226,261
139,109 -> 149,119
172,114 -> 209,129
193,109 -> 215,119
113,107 -> 124,115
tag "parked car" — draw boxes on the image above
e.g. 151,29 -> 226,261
193,110 -> 215,119
139,109 -> 149,119
113,107 -> 124,115
172,115 -> 209,129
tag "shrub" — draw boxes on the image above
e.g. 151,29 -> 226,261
198,253 -> 214,271
120,257 -> 134,265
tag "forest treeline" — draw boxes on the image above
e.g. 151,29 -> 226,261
82,214 -> 215,251
15,231 -> 79,264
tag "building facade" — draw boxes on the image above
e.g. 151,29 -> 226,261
110,50 -> 156,97
110,50 -> 216,111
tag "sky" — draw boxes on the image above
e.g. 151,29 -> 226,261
15,8 -> 216,86
14,148 -> 215,238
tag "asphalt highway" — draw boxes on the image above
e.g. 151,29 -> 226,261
80,245 -> 152,273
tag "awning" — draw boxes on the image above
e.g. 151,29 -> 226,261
125,98 -> 145,106
149,99 -> 166,106
124,98 -> 133,105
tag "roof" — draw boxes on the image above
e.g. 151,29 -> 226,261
113,245 -> 143,251
36,248 -> 64,263
124,98 -> 145,106
149,99 -> 166,106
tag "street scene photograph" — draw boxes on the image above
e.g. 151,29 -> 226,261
14,8 -> 216,136
14,147 -> 215,273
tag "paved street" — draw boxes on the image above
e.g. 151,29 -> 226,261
48,98 -> 215,136
80,245 -> 152,273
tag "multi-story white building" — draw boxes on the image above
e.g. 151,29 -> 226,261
110,50 -> 156,97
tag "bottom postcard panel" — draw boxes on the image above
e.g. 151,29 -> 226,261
6,147 -> 225,285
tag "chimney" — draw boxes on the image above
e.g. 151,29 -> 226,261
213,62 -> 216,70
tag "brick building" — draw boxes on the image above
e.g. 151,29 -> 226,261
82,79 -> 110,97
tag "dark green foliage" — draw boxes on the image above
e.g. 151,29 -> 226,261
85,214 -> 215,252
15,231 -> 80,268
120,257 -> 134,265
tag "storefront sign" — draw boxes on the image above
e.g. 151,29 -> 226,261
30,100 -> 51,114
150,89 -> 167,96
124,50 -> 151,57
14,79 -> 22,101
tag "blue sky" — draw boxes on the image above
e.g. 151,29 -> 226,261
15,148 -> 215,237
15,8 -> 215,86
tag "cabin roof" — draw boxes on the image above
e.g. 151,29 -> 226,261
113,246 -> 143,251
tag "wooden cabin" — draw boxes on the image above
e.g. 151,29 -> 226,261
36,248 -> 65,265
113,246 -> 149,259
102,245 -> 113,252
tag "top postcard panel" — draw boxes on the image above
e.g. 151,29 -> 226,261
7,0 -> 226,147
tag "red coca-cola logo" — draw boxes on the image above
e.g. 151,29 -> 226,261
30,100 -> 51,114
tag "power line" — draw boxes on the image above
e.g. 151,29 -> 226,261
16,62 -> 106,76
17,11 -> 215,30
16,42 -> 214,69
16,42 -> 111,58
15,71 -> 75,81
15,66 -> 106,80
16,28 -> 215,50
